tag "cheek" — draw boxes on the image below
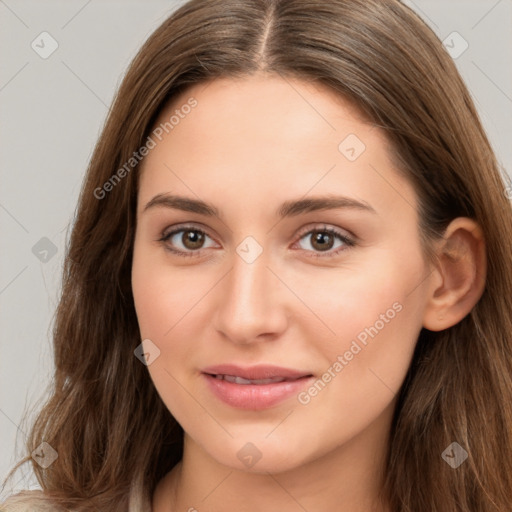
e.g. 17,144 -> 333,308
131,241 -> 207,338
292,250 -> 421,343
131,251 -> 205,418
301,249 -> 427,404
284,260 -> 425,460
131,248 -> 214,393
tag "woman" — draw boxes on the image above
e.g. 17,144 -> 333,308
2,0 -> 511,510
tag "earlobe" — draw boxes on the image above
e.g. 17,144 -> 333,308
422,218 -> 487,332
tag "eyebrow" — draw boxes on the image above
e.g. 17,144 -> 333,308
142,193 -> 377,218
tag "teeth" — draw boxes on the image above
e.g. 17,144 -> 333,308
227,375 -> 253,384
219,374 -> 288,385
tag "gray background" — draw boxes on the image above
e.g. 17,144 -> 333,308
1,0 -> 511,496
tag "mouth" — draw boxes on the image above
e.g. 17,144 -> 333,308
201,364 -> 314,410
206,373 -> 310,385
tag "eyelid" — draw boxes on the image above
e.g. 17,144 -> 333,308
294,223 -> 355,242
158,222 -> 356,258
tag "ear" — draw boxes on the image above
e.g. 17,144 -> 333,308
422,217 -> 487,331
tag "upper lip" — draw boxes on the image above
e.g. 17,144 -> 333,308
202,364 -> 313,380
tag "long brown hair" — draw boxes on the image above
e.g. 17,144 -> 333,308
2,0 -> 512,510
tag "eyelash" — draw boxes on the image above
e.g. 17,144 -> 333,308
157,224 -> 356,259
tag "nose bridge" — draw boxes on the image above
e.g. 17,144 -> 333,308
230,250 -> 269,306
214,243 -> 287,343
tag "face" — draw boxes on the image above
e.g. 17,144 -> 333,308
131,74 -> 431,474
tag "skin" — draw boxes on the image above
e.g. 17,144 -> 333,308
131,74 -> 486,512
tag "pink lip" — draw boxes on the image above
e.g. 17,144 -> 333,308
201,364 -> 314,410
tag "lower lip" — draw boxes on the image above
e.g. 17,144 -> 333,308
202,373 -> 314,410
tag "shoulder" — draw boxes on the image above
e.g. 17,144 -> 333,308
0,490 -> 68,512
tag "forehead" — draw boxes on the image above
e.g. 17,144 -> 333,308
149,75 -> 370,150
137,75 -> 417,220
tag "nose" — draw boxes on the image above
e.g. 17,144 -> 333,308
213,247 -> 289,345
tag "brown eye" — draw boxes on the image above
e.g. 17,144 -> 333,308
159,226 -> 217,256
296,226 -> 355,258
310,231 -> 336,251
181,229 -> 205,250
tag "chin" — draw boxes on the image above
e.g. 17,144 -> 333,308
202,434 -> 310,474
